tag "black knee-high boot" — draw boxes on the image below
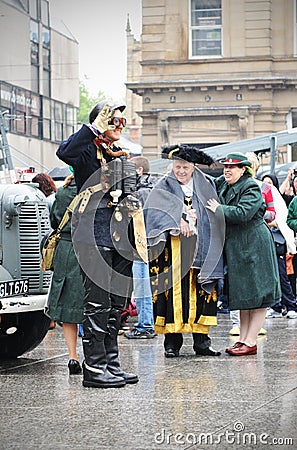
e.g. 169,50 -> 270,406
82,308 -> 126,388
105,309 -> 139,384
193,333 -> 221,356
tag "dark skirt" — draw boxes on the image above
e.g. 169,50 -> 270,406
46,238 -> 84,323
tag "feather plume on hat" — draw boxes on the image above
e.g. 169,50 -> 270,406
161,144 -> 214,166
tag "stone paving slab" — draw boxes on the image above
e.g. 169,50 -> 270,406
1,315 -> 297,449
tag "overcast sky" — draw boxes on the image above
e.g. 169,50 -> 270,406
50,0 -> 142,101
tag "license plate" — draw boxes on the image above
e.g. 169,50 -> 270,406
0,279 -> 29,298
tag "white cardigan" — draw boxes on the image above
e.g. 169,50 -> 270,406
271,185 -> 296,254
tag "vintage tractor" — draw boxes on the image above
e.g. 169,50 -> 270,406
0,182 -> 51,358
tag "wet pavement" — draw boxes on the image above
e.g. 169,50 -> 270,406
1,313 -> 297,450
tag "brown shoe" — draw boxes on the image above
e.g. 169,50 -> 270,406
225,341 -> 243,354
228,344 -> 257,356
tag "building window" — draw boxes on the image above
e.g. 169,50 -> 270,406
29,0 -> 38,19
42,27 -> 50,48
42,97 -> 51,140
13,0 -> 29,13
42,119 -> 51,140
30,19 -> 39,44
42,47 -> 50,70
189,0 -> 222,58
41,0 -> 49,26
9,88 -> 40,138
10,88 -> 26,134
30,20 -> 39,66
25,93 -> 40,138
16,112 -> 25,134
52,101 -> 64,142
31,65 -> 39,93
66,105 -> 76,136
0,82 -> 76,142
42,27 -> 51,96
42,69 -> 50,97
31,41 -> 39,65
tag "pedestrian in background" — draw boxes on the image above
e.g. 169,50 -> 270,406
207,152 -> 280,356
125,156 -> 157,340
286,195 -> 297,311
278,168 -> 297,207
262,173 -> 297,301
32,172 -> 57,209
33,172 -> 58,330
46,172 -> 84,374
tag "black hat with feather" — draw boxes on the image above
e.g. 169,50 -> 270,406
161,144 -> 214,166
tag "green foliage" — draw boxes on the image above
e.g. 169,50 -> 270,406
77,81 -> 106,124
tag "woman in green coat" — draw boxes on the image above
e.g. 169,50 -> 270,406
46,174 -> 84,374
206,152 -> 280,356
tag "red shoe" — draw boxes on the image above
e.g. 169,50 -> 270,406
228,344 -> 257,356
225,342 -> 243,354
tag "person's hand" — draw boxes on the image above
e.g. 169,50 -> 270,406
206,198 -> 220,213
92,104 -> 116,133
187,208 -> 197,225
180,218 -> 194,237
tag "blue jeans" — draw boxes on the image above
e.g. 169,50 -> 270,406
132,261 -> 154,332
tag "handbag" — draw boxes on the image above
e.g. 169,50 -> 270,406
40,230 -> 61,272
41,195 -> 79,272
271,227 -> 286,257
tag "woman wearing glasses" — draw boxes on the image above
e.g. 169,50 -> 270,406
206,152 -> 280,356
56,100 -> 139,388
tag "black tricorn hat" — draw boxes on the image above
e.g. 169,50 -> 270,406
161,144 -> 214,166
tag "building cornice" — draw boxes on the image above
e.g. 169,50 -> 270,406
140,56 -> 297,66
138,105 -> 261,115
126,77 -> 297,94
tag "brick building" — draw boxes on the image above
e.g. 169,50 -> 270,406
126,0 -> 297,161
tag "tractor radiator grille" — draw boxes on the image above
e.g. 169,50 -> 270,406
19,203 -> 51,293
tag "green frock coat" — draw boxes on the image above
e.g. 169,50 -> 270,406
46,179 -> 84,323
215,175 -> 280,310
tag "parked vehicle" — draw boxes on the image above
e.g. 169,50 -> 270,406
0,183 -> 51,358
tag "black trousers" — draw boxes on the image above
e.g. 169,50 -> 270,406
81,246 -> 133,312
272,254 -> 297,313
80,246 -> 133,372
164,331 -> 210,348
